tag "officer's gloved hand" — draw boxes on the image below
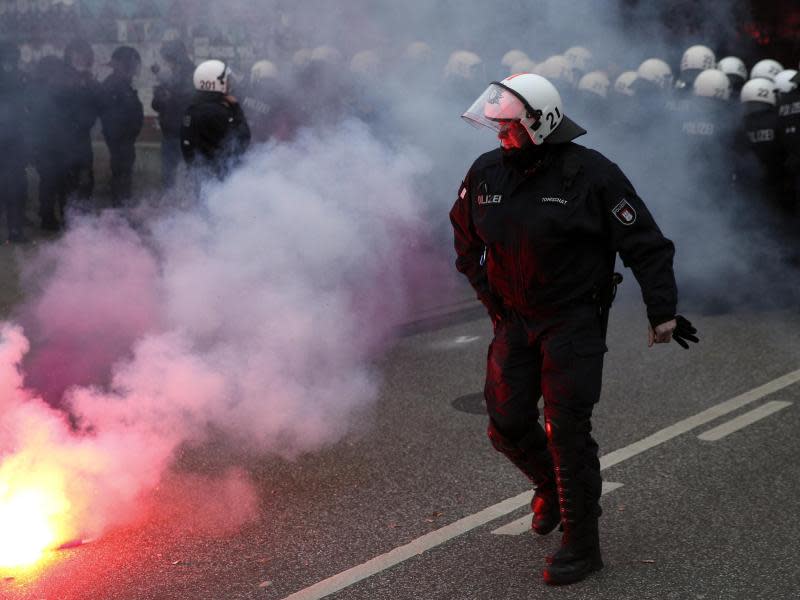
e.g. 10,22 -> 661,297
672,315 -> 699,349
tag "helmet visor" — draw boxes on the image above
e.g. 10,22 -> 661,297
462,83 -> 527,132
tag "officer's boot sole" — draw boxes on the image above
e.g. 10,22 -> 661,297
542,554 -> 603,586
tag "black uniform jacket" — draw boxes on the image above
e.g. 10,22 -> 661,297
180,91 -> 251,175
778,87 -> 800,170
100,72 -> 144,148
739,106 -> 784,180
450,143 -> 678,323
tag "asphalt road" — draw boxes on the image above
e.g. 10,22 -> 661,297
2,280 -> 800,600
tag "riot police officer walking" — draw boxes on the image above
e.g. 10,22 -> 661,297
450,74 -> 698,585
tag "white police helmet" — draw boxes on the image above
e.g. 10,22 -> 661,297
693,69 -> 731,101
564,46 -> 593,73
193,59 -> 231,93
250,60 -> 278,83
445,50 -> 482,80
292,48 -> 313,69
717,56 -> 747,81
462,73 -> 586,146
502,49 -> 529,68
310,46 -> 342,65
509,58 -> 537,75
405,41 -> 432,62
578,71 -> 611,98
750,59 -> 784,82
774,69 -> 798,93
613,71 -> 638,96
535,55 -> 576,86
740,78 -> 778,106
637,58 -> 674,89
350,50 -> 380,77
680,45 -> 716,73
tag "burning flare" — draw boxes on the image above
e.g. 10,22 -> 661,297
0,457 -> 73,569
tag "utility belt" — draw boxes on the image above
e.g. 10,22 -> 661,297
502,273 -> 623,335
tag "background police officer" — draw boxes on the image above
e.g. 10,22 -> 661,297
152,40 -> 195,189
100,46 -> 144,206
180,60 -> 251,181
0,42 -> 29,243
450,74 -> 698,586
777,68 -> 800,215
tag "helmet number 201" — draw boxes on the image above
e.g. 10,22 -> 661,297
199,80 -> 216,91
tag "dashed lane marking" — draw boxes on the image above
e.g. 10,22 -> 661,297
280,367 -> 800,600
491,481 -> 624,536
698,400 -> 793,442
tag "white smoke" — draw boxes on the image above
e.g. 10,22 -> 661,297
1,120 -> 434,540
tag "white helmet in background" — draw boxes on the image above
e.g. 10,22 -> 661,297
613,71 -> 638,96
405,41 -> 432,62
750,59 -> 784,81
680,45 -> 716,73
250,60 -> 278,83
693,69 -> 731,101
718,56 -> 747,81
311,45 -> 342,65
740,78 -> 778,106
292,48 -> 313,69
350,50 -> 380,77
535,55 -> 576,86
637,58 -> 674,89
193,59 -> 231,93
564,46 -> 593,73
578,71 -> 610,98
445,50 -> 482,80
502,49 -> 529,68
462,73 -> 586,145
509,58 -> 537,75
774,69 -> 798,93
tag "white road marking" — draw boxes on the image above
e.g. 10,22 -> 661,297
280,367 -> 800,600
698,401 -> 793,442
491,481 -> 624,536
600,368 -> 800,470
454,335 -> 481,344
281,490 -> 532,600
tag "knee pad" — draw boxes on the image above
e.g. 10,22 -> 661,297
488,419 -> 548,457
543,409 -> 591,448
487,420 -> 521,457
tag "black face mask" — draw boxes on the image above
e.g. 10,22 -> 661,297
501,142 -> 550,172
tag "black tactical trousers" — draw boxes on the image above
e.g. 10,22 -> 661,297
484,304 -> 607,535
0,164 -> 26,240
109,143 -> 136,206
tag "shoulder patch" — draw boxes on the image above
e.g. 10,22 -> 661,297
612,198 -> 637,225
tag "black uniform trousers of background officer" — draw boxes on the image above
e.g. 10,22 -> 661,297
0,163 -> 27,241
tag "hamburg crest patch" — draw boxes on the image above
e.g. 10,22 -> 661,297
612,198 -> 637,225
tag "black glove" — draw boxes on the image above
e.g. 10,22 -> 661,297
672,315 -> 699,349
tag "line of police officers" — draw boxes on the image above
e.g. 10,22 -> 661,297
0,38 -> 397,244
0,39 -> 253,244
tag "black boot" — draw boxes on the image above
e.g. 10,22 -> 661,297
542,421 -> 604,585
528,449 -> 560,535
543,515 -> 603,585
487,422 -> 560,535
